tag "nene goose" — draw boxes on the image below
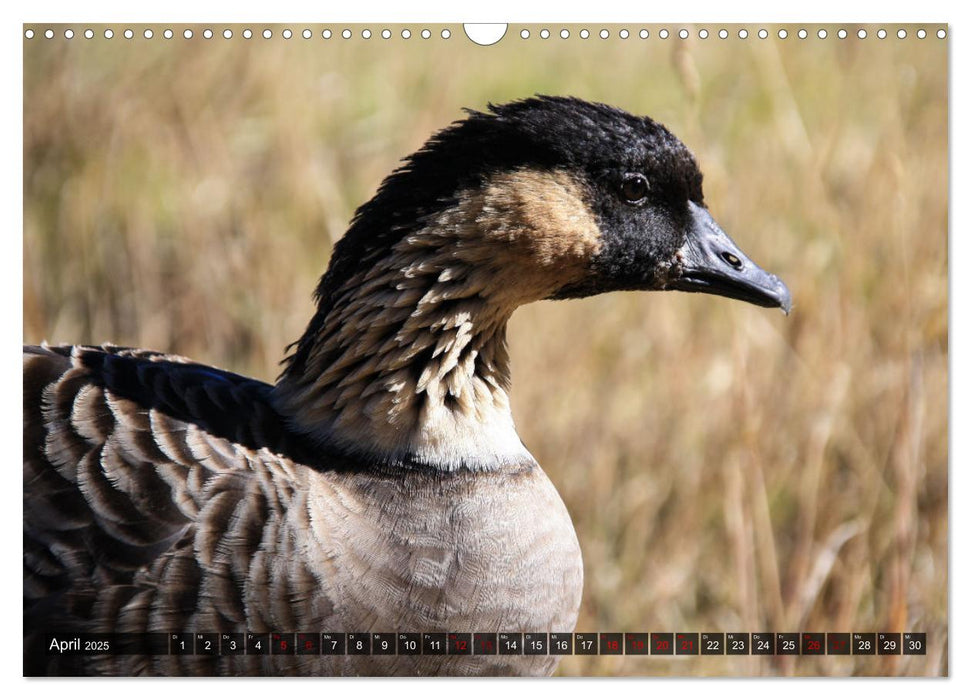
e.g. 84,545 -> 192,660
23,96 -> 791,676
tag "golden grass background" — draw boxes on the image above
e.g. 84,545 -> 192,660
23,24 -> 948,676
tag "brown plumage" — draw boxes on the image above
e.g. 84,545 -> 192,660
24,345 -> 579,676
23,97 -> 790,676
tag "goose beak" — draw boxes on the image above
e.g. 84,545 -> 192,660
670,202 -> 792,314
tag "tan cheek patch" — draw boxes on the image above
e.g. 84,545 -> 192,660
473,169 -> 603,295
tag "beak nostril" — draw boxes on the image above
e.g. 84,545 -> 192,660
720,251 -> 743,270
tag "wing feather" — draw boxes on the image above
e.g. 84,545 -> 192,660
23,344 -> 324,675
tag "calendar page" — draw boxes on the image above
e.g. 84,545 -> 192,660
22,21 -> 948,678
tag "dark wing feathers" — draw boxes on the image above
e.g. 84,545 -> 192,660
22,344 -> 311,675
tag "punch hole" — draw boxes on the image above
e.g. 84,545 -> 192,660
659,29 -> 669,39
263,29 -> 272,39
143,29 -> 152,39
699,29 -> 709,39
223,29 -> 232,39
738,29 -> 748,39
361,29 -> 371,39
243,29 -> 252,39
718,29 -> 728,39
65,29 -> 75,39
858,29 -> 867,39
778,29 -> 788,39
560,29 -> 569,39
837,29 -> 847,39
520,29 -> 529,39
540,29 -> 550,39
817,29 -> 827,39
937,29 -> 946,39
322,29 -> 332,39
283,29 -> 293,39
640,29 -> 649,39
677,29 -> 687,39
163,29 -> 173,39
464,24 -> 507,46
897,29 -> 906,39
24,28 -> 34,39
798,29 -> 808,39
343,29 -> 352,39
877,29 -> 887,39
758,29 -> 768,39
441,29 -> 451,39
619,29 -> 629,39
306,29 -> 315,39
85,29 -> 95,39
105,29 -> 114,39
917,29 -> 926,39
381,29 -> 391,39
599,29 -> 609,39
124,29 -> 133,39
203,29 -> 213,39
421,29 -> 431,39
580,29 -> 590,39
401,29 -> 411,39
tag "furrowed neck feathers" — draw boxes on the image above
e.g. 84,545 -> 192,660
274,169 -> 601,472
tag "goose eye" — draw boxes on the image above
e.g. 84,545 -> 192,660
620,173 -> 649,204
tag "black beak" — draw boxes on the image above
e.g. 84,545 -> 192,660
670,202 -> 792,314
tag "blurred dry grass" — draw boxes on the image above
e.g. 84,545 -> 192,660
23,24 -> 947,676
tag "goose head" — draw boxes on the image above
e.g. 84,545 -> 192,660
323,95 -> 790,312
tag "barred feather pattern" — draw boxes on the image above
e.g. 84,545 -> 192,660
275,169 -> 601,471
23,344 -> 583,676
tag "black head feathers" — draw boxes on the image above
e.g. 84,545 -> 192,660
314,97 -> 704,311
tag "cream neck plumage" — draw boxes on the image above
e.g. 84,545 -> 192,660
273,169 -> 602,472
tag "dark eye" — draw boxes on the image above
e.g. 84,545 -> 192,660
620,173 -> 649,204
